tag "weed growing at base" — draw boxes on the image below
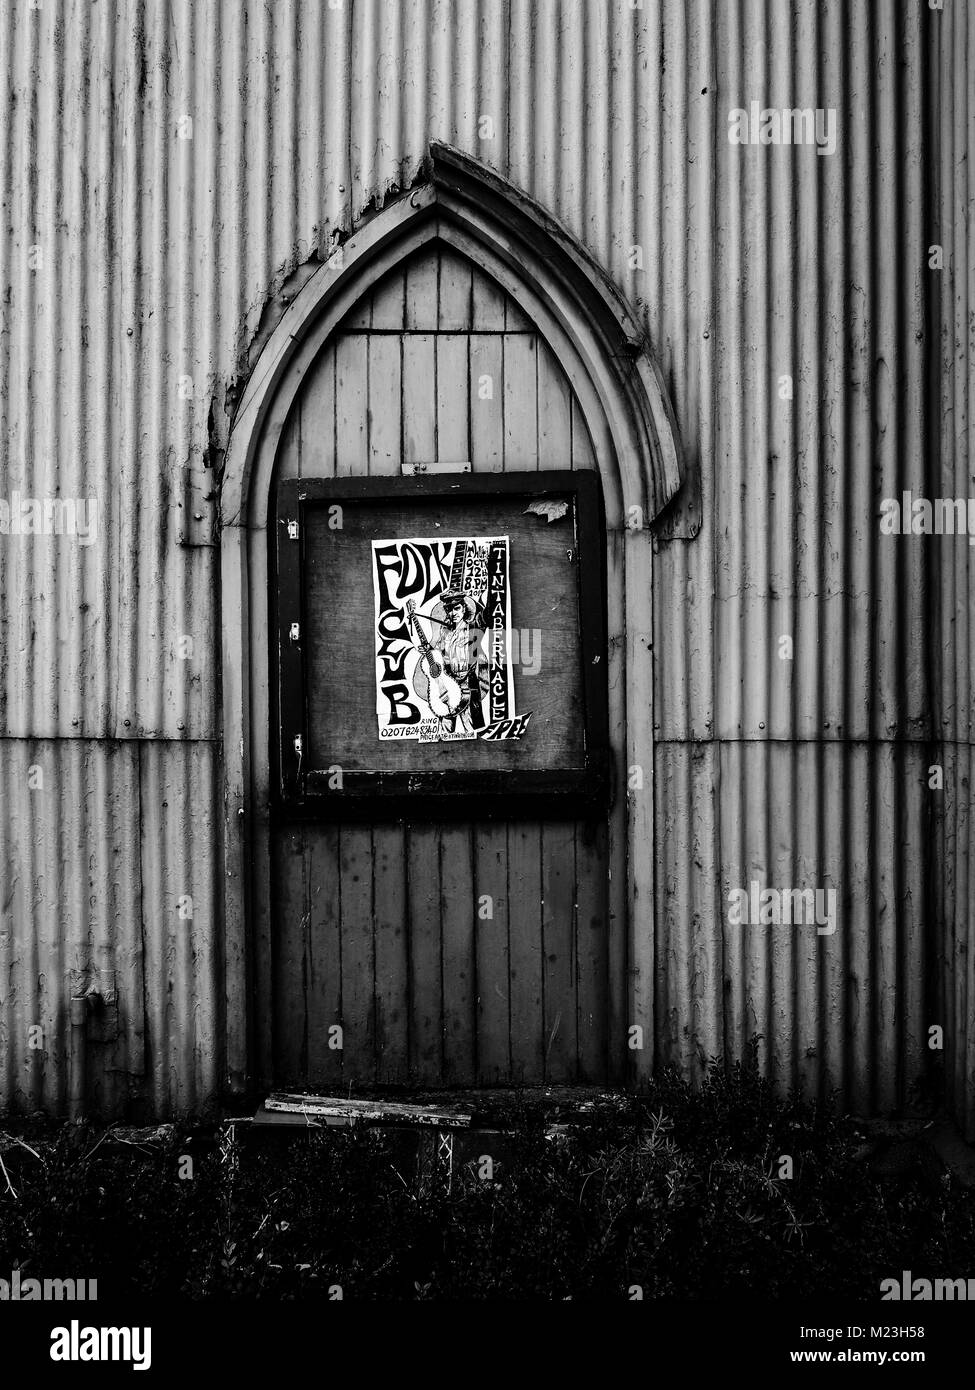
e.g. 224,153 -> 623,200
1,1057 -> 972,1299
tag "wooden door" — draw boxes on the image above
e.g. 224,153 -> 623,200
270,245 -> 610,1087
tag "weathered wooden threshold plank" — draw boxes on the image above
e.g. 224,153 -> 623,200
264,1092 -> 473,1128
252,1104 -> 350,1128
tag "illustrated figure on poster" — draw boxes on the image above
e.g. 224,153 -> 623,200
406,589 -> 489,735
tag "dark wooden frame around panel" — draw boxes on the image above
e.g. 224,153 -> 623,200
271,470 -> 610,820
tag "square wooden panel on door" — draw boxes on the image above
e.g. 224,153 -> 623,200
272,471 -> 609,819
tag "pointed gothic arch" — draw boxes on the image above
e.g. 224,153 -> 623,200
218,144 -> 683,1095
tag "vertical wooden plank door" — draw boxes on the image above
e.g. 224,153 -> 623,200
270,245 -> 610,1088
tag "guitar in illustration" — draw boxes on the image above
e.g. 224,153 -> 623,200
406,599 -> 464,717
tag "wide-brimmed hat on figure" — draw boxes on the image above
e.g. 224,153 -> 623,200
440,589 -> 476,620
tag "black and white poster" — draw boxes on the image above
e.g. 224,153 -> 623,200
371,534 -> 532,743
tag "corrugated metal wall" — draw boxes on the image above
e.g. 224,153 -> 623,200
938,0 -> 975,1140
0,0 -> 967,1126
654,0 -> 934,1116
